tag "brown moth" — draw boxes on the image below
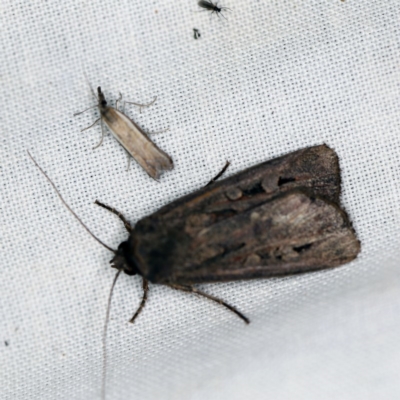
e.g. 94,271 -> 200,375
28,144 -> 360,400
111,144 -> 360,289
29,144 -> 360,324
75,87 -> 173,180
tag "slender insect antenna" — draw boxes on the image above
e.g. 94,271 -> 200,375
102,270 -> 121,400
83,70 -> 98,100
74,73 -> 99,116
27,151 -> 116,254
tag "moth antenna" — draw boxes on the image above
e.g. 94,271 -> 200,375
27,151 -> 116,254
74,72 -> 99,116
102,270 -> 122,400
130,278 -> 149,323
170,284 -> 250,324
83,70 -> 98,100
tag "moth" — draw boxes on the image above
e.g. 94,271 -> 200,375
28,144 -> 360,326
74,87 -> 173,180
198,1 -> 231,20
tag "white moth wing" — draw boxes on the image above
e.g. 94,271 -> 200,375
101,107 -> 173,179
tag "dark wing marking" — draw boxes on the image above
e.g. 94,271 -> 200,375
156,145 -> 341,226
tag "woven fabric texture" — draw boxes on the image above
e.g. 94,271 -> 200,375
1,1 -> 400,399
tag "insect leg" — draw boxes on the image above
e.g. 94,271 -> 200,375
93,120 -> 105,150
144,127 -> 170,135
219,11 -> 227,20
169,284 -> 250,324
81,117 -> 101,132
130,278 -> 149,323
125,96 -> 157,114
205,160 -> 230,186
126,153 -> 132,171
74,104 -> 98,116
115,92 -> 123,111
94,200 -> 133,232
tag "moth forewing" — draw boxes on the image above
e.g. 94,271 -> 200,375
100,106 -> 173,180
150,145 -> 341,224
128,145 -> 360,285
77,86 -> 173,180
132,190 -> 360,284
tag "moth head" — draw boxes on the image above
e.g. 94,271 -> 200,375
97,87 -> 107,107
110,240 -> 139,276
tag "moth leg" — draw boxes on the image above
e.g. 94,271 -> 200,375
125,96 -> 157,114
126,153 -> 132,171
129,278 -> 149,323
144,127 -> 170,135
115,92 -> 123,111
74,104 -> 98,116
205,160 -> 230,186
94,200 -> 133,232
93,120 -> 106,150
169,284 -> 250,324
81,117 -> 101,132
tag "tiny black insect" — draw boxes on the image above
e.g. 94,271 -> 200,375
193,28 -> 201,39
198,0 -> 231,20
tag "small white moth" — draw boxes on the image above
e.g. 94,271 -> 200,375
75,87 -> 173,180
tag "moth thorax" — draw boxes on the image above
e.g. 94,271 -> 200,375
97,86 -> 107,108
110,240 -> 139,276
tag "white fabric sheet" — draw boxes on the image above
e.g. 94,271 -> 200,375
1,0 -> 400,399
